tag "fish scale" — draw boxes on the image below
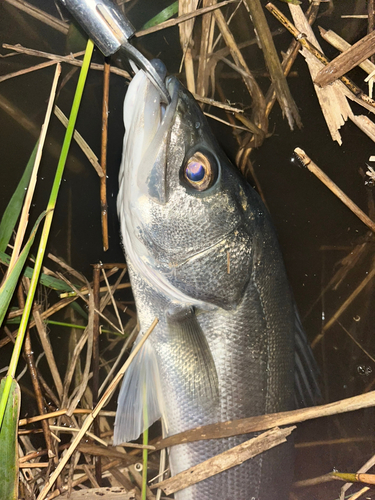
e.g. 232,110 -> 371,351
114,61 -> 317,499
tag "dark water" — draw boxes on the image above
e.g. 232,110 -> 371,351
1,1 -> 375,498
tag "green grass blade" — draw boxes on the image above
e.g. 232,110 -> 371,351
0,211 -> 46,329
0,378 -> 20,500
0,39 -> 94,431
142,1 -> 178,29
0,143 -> 38,253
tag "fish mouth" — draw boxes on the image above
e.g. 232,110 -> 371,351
121,63 -> 179,206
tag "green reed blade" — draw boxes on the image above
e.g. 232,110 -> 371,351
0,142 -> 38,254
0,378 -> 20,500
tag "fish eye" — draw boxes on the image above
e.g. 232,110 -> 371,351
183,151 -> 216,191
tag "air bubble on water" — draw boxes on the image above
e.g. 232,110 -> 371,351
353,315 -> 360,322
357,365 -> 366,376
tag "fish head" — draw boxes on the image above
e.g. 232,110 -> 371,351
118,62 -> 263,310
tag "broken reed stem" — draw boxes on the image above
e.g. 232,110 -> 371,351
314,30 -> 375,87
319,27 -> 375,77
153,390 -> 375,450
92,265 -> 102,485
265,3 -> 375,109
265,1 -> 319,118
135,0 -> 235,37
101,59 -> 110,251
36,317 -> 158,500
243,0 -> 301,130
152,426 -> 295,495
294,148 -> 375,233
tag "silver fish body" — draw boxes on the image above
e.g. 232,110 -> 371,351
114,63 -> 308,499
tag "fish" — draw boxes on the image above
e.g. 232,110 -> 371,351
114,59 -> 318,500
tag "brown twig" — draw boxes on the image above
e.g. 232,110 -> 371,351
101,59 -> 110,251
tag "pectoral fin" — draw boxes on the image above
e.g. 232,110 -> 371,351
113,338 -> 163,444
166,306 -> 219,407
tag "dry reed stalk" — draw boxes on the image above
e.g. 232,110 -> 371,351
100,269 -> 127,312
92,265 -> 102,484
213,7 -> 267,139
100,269 -> 124,333
0,52 -> 83,84
135,0 -> 234,37
315,30 -> 375,87
37,318 -> 158,500
193,93 -> 243,113
3,0 -> 69,33
2,44 -> 131,79
152,427 -> 295,495
243,0 -> 301,130
19,287 -> 58,473
340,452 -> 375,499
294,148 -> 375,233
153,390 -> 375,450
34,308 -> 64,400
196,0 -> 215,98
54,106 -> 104,177
319,27 -> 375,77
266,3 -> 375,111
19,409 -> 116,426
289,4 -> 351,145
100,60 -> 110,251
178,0 -> 199,93
98,326 -> 138,396
7,64 -> 60,275
56,272 -> 123,334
